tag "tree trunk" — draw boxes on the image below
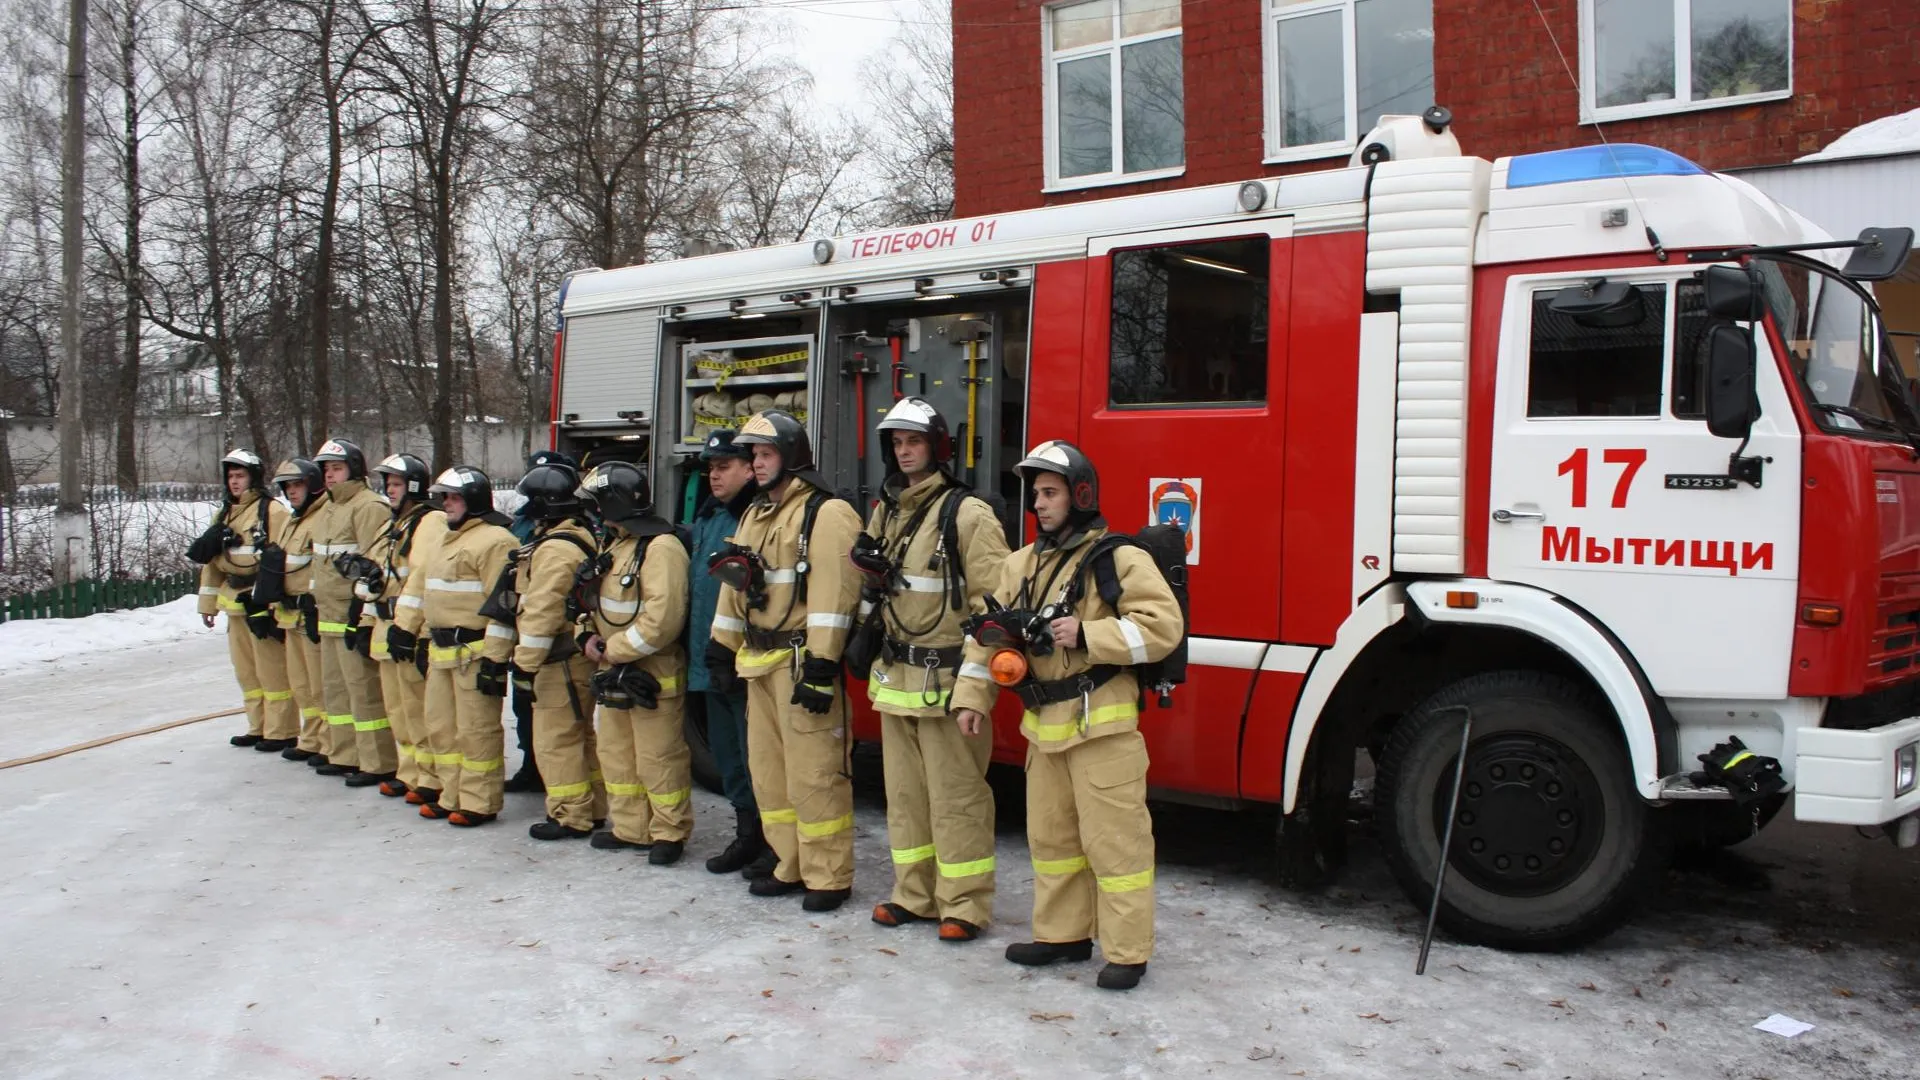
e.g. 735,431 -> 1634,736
309,0 -> 343,440
114,1 -> 142,490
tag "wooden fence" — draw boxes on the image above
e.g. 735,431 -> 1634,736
0,571 -> 198,624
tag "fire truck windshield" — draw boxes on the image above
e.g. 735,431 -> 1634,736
1754,255 -> 1920,440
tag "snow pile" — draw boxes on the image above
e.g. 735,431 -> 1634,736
0,594 -> 214,677
1797,107 -> 1920,162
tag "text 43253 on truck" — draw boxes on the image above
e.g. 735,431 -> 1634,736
547,112 -> 1920,950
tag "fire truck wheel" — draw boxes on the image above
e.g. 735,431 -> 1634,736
1375,670 -> 1667,952
683,697 -> 723,796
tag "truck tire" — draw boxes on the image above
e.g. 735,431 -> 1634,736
1374,670 -> 1666,951
682,695 -> 723,796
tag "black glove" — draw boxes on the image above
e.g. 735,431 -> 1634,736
185,522 -> 235,564
414,638 -> 430,675
348,624 -> 374,657
591,664 -> 662,710
386,626 -> 417,665
705,639 -> 744,697
300,598 -> 321,643
475,658 -> 508,698
509,663 -> 537,702
240,592 -> 278,641
790,654 -> 839,714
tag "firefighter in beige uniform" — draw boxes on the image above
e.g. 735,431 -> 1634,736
710,410 -> 862,912
577,462 -> 694,862
857,398 -> 1010,940
310,438 -> 396,785
952,441 -> 1180,992
363,453 -> 441,800
191,448 -> 299,752
407,466 -> 518,826
506,463 -> 609,841
270,458 -> 330,762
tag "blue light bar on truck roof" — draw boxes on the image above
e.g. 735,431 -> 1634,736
1506,144 -> 1705,189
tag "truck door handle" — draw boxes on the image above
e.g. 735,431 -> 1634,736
1492,508 -> 1545,524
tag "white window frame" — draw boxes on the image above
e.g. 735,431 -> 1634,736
1261,0 -> 1435,166
1578,0 -> 1793,123
1041,1 -> 1187,194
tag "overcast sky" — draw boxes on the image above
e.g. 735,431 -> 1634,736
773,0 -> 920,116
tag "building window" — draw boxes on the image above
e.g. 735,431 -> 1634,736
1109,237 -> 1269,407
1263,0 -> 1434,163
1581,0 -> 1791,122
1045,0 -> 1184,189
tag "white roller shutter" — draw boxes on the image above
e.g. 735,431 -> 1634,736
559,309 -> 660,425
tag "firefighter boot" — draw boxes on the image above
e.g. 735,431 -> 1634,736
939,918 -> 982,942
1097,962 -> 1147,991
343,770 -> 395,788
1005,940 -> 1093,966
447,810 -> 498,827
254,738 -> 295,753
707,808 -> 769,874
648,840 -> 685,866
230,734 -> 260,748
282,746 -> 316,761
741,847 -> 779,880
872,903 -> 930,928
405,787 -> 440,805
749,874 -> 805,898
802,888 -> 851,912
529,817 -> 593,841
590,831 -> 650,852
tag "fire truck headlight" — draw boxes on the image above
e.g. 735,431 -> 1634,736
1897,742 -> 1918,797
812,239 -> 835,264
1237,181 -> 1267,213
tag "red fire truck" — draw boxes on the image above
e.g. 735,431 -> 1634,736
548,115 -> 1920,950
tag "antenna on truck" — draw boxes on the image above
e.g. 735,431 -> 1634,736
1527,0 -> 1669,262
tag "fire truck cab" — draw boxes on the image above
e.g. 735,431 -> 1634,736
551,115 -> 1920,950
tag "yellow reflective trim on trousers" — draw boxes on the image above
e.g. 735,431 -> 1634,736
1096,868 -> 1155,893
547,779 -> 593,798
318,621 -> 351,634
938,855 -> 996,878
797,813 -> 854,838
656,675 -> 682,692
427,750 -> 463,765
891,843 -> 936,865
243,689 -> 265,700
870,684 -> 951,710
301,708 -> 323,719
1032,855 -> 1089,875
461,755 -> 504,773
1020,703 -> 1138,743
604,781 -> 647,797
738,647 -> 794,668
326,713 -> 355,727
262,689 -> 293,702
396,743 -> 416,760
353,717 -> 390,732
218,597 -> 246,612
760,808 -> 798,826
648,787 -> 691,806
427,645 -> 465,664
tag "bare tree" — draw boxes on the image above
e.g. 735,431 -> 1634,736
865,0 -> 953,225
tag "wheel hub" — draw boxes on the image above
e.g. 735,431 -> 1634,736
1436,734 -> 1604,897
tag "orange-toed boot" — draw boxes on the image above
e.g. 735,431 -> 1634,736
405,787 -> 440,806
418,802 -> 452,819
378,779 -> 410,798
938,918 -> 982,942
871,903 -> 929,928
447,810 -> 497,827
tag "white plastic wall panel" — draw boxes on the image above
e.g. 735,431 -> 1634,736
558,310 -> 659,425
1366,156 -> 1490,575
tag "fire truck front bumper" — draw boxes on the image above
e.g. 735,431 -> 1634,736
1794,715 -> 1920,840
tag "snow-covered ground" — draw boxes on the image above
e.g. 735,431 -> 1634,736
1,611 -> 1916,1079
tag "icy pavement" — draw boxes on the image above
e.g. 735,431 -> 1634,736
1,631 -> 1917,1079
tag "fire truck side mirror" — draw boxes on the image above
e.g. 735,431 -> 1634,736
1702,265 -> 1764,322
1841,227 -> 1914,282
1705,323 -> 1758,442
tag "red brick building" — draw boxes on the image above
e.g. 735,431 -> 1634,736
952,0 -> 1919,217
